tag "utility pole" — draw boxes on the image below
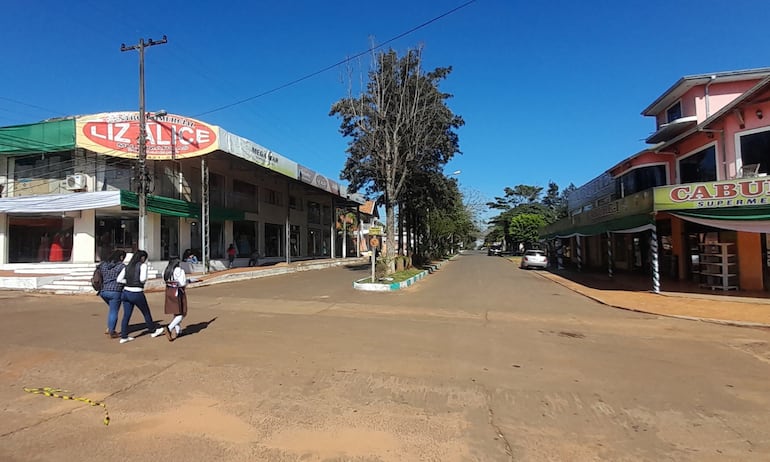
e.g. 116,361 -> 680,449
121,35 -> 167,252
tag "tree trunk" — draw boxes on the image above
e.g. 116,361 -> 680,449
385,201 -> 396,274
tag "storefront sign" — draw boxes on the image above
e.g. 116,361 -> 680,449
76,112 -> 218,159
218,129 -> 298,179
655,178 -> 770,210
566,172 -> 615,213
298,164 -> 341,195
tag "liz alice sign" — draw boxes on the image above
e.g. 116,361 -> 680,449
655,178 -> 770,210
76,112 -> 218,159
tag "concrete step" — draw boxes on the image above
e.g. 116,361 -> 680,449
39,284 -> 95,293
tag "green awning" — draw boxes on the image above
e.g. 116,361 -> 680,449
0,119 -> 76,155
120,190 -> 245,221
542,213 -> 654,239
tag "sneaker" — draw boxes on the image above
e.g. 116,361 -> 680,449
109,332 -> 120,339
119,337 -> 135,344
150,327 -> 165,338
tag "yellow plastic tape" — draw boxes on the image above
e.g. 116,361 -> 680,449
23,387 -> 110,426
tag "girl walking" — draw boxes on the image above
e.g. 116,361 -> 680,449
98,250 -> 127,338
116,250 -> 165,344
162,258 -> 189,341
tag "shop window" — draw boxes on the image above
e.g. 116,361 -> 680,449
739,129 -> 770,176
9,217 -> 74,263
264,223 -> 283,257
290,225 -> 301,257
307,228 -> 322,256
679,146 -> 717,184
233,220 -> 257,257
161,216 -> 180,259
96,217 -> 138,261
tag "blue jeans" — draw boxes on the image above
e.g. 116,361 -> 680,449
121,291 -> 157,339
100,290 -> 122,334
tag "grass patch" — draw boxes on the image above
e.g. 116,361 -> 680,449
359,268 -> 425,284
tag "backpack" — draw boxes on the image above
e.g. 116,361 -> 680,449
91,264 -> 104,292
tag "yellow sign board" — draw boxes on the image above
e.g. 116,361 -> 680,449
369,226 -> 382,235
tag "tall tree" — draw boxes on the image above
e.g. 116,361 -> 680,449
331,47 -> 463,272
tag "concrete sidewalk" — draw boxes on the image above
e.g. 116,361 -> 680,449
535,268 -> 770,328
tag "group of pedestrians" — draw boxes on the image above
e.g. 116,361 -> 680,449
97,250 -> 190,344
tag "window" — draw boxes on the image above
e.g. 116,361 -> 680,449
158,162 -> 180,199
307,201 -> 321,224
232,180 -> 257,211
666,101 -> 682,123
289,195 -> 302,210
618,165 -> 667,196
210,173 -> 225,207
14,152 -> 74,196
679,146 -> 717,184
263,188 -> 282,206
739,129 -> 770,176
264,223 -> 283,257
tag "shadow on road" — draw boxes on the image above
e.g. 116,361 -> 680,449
182,317 -> 218,337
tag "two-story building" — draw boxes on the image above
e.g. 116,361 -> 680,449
543,67 -> 770,293
0,111 -> 367,271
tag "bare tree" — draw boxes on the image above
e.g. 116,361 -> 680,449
331,46 -> 463,273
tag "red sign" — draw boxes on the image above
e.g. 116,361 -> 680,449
76,112 -> 218,159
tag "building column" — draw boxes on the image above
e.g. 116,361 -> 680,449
650,224 -> 660,294
179,219 -> 192,257
144,212 -> 162,258
0,213 -> 7,264
72,209 -> 96,263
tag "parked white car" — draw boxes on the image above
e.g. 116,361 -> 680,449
520,249 -> 548,269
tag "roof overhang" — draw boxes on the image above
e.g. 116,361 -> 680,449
654,75 -> 770,152
641,67 -> 770,116
645,116 -> 698,144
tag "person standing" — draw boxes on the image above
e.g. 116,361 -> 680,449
227,243 -> 237,268
98,250 -> 127,338
116,250 -> 165,344
161,258 -> 189,342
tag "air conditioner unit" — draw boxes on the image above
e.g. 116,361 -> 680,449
65,173 -> 87,191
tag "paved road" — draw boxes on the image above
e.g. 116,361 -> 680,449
1,252 -> 769,461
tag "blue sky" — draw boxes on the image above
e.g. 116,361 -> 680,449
2,0 -> 770,220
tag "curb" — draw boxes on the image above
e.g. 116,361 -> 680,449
535,272 -> 770,329
352,256 -> 457,292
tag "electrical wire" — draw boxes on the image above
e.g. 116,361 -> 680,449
193,0 -> 478,117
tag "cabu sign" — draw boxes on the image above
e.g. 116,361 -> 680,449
655,178 -> 770,210
76,112 -> 218,159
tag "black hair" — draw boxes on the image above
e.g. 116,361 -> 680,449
107,250 -> 126,264
125,250 -> 148,275
163,258 -> 181,282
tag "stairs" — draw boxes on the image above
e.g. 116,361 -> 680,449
0,262 -> 159,295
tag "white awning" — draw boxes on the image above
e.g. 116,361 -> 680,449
0,191 -> 121,213
671,212 -> 770,234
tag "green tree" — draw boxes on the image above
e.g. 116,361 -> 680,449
331,47 -> 463,273
508,213 -> 547,247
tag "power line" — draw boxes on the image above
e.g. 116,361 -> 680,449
194,0 -> 477,117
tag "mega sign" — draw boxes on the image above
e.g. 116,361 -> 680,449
655,179 -> 770,210
76,112 -> 218,159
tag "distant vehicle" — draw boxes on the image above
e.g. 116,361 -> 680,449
487,244 -> 502,256
520,249 -> 548,269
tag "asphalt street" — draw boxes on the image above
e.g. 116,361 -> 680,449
1,251 -> 768,461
